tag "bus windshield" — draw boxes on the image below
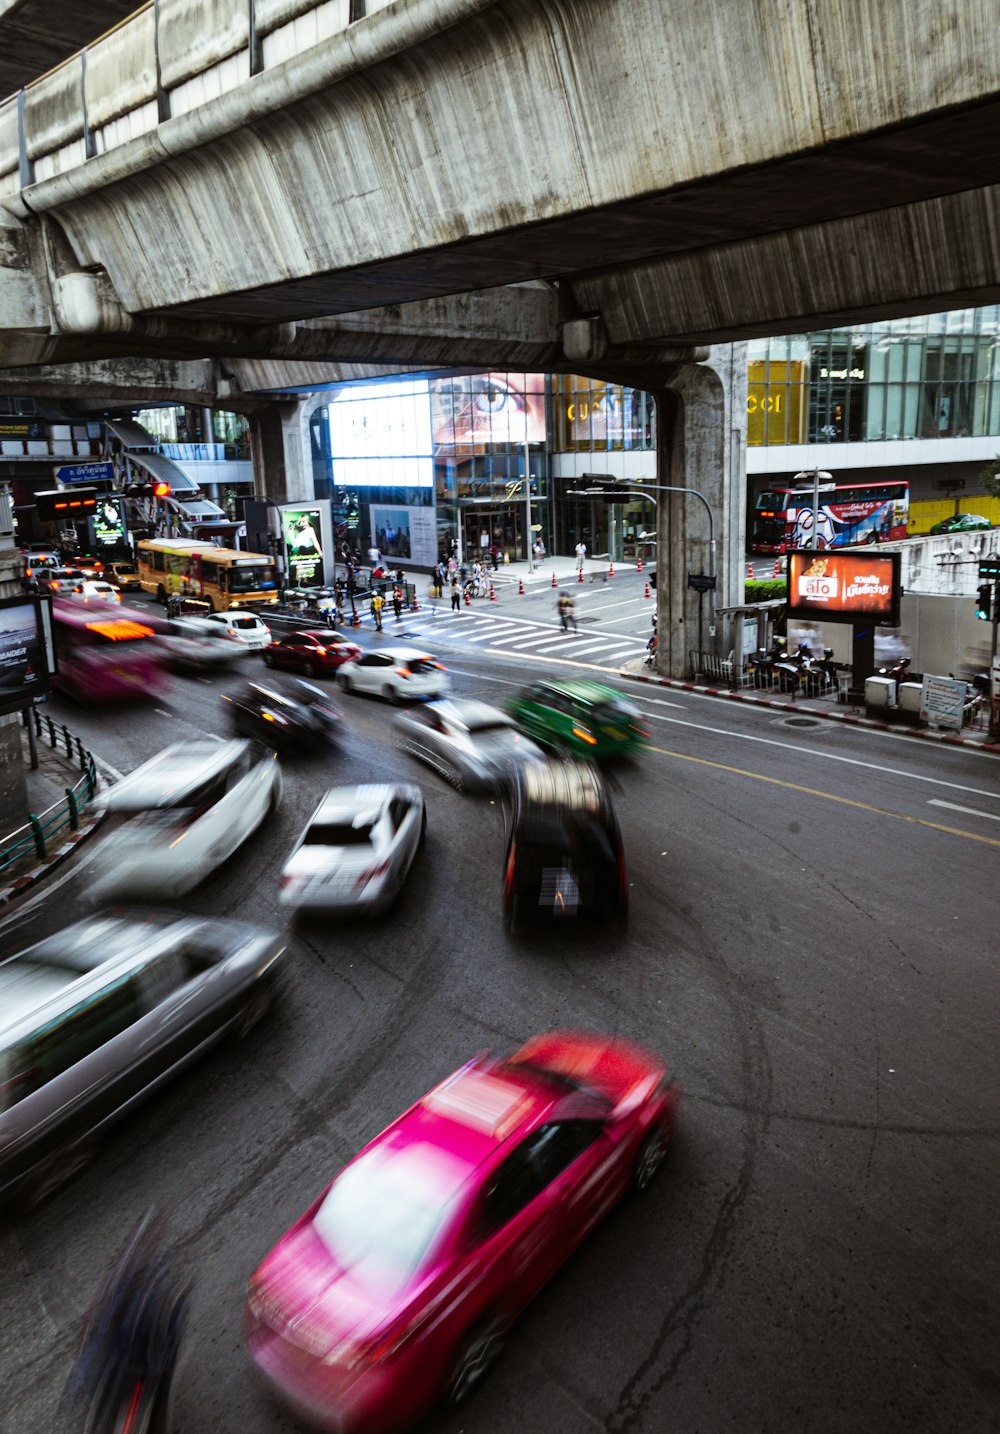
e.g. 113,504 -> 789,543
227,565 -> 277,594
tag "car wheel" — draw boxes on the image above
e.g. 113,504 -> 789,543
262,651 -> 274,667
383,684 -> 399,705
339,674 -> 352,694
235,984 -> 273,1038
303,661 -> 316,678
633,1126 -> 668,1193
445,1315 -> 508,1406
157,584 -> 166,603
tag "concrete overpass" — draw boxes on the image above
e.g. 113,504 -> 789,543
1,0 -> 998,675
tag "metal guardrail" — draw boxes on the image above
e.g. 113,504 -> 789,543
0,710 -> 100,879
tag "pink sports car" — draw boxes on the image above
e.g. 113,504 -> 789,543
244,1029 -> 678,1432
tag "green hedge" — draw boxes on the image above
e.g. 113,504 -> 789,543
744,578 -> 787,603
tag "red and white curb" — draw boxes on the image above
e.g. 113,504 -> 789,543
621,669 -> 1000,754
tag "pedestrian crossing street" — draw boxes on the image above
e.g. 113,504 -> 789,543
397,605 -> 649,671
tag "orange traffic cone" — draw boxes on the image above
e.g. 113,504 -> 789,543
518,579 -> 525,595
772,559 -> 782,578
747,562 -> 756,579
578,568 -> 584,583
608,561 -> 615,578
551,571 -> 557,589
464,588 -> 471,606
411,593 -> 419,612
644,580 -> 652,599
489,584 -> 497,602
636,557 -> 643,573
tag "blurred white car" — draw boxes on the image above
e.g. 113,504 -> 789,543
201,611 -> 273,649
336,647 -> 449,704
157,616 -> 252,673
91,739 -> 281,898
279,784 -> 425,915
392,698 -> 546,792
66,579 -> 121,603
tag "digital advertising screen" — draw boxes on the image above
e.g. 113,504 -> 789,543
370,505 -> 438,568
329,379 -> 434,488
787,550 -> 901,626
0,595 -> 55,713
281,504 -> 328,587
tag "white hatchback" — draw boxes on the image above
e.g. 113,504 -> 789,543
66,579 -> 121,603
336,647 -> 449,704
91,739 -> 281,898
202,611 -> 273,649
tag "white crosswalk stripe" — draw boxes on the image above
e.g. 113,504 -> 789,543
399,607 -> 647,668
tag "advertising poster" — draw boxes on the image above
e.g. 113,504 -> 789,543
281,504 -> 328,587
919,675 -> 967,732
432,373 -> 547,456
370,505 -> 438,569
93,494 -> 126,550
787,551 -> 901,625
0,596 -> 54,710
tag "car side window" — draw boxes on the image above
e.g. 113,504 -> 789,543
543,690 -> 572,715
5,972 -> 142,1104
478,1120 -> 602,1234
387,798 -> 408,832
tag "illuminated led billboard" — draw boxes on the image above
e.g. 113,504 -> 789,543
787,550 -> 901,626
329,379 -> 434,487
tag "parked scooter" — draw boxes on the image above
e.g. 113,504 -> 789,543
750,639 -> 803,694
799,645 -> 838,697
877,656 -> 912,683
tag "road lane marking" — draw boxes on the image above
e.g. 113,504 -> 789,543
633,705 -> 1000,800
927,799 -> 1000,822
645,742 -> 1000,848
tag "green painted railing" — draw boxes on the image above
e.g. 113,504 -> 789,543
0,711 -> 100,880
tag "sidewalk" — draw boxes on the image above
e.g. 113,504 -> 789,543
0,722 -> 111,907
619,660 -> 1000,754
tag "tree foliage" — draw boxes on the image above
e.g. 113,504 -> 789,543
980,455 -> 1000,497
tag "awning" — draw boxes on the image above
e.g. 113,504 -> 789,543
104,418 -> 158,449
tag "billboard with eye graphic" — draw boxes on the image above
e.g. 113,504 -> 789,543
787,550 -> 901,626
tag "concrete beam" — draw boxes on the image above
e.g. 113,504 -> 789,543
8,0 -> 998,329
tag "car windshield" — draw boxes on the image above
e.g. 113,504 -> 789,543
227,566 -> 275,593
228,616 -> 261,629
313,1143 -> 462,1300
114,564 -> 137,575
303,822 -> 374,847
593,700 -> 641,724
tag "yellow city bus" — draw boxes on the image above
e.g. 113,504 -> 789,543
136,539 -> 279,610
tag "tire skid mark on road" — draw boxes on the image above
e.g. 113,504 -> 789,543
608,896 -> 773,1433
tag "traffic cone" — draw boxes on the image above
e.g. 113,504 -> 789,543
551,571 -> 557,588
578,567 -> 584,583
411,593 -> 419,612
644,580 -> 652,599
489,584 -> 497,602
608,561 -> 615,578
772,559 -> 782,578
636,557 -> 643,573
464,589 -> 471,606
518,579 -> 525,595
747,562 -> 756,579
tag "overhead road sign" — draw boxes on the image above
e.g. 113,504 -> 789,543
54,462 -> 115,484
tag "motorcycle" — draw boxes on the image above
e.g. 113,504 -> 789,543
59,1211 -> 189,1434
750,639 -> 802,695
799,645 -> 839,697
877,656 -> 912,684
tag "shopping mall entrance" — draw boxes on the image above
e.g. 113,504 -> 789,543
461,504 -> 530,562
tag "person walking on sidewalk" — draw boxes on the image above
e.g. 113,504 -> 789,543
371,590 -> 384,632
450,578 -> 462,612
575,540 -> 587,572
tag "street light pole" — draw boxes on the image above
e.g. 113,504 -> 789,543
793,469 -> 833,551
523,438 -> 534,574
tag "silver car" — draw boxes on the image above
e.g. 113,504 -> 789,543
0,912 -> 286,1207
392,698 -> 546,792
91,739 -> 281,898
157,615 -> 252,672
279,783 -> 425,916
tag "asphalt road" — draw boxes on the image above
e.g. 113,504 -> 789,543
1,623 -> 998,1434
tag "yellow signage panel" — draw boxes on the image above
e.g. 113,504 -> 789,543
747,361 -> 806,446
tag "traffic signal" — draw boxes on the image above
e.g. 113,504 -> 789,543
975,583 -> 992,621
34,487 -> 98,522
125,480 -> 171,499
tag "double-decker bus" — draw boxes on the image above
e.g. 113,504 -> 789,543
751,479 -> 909,554
51,598 -> 169,703
136,539 -> 278,610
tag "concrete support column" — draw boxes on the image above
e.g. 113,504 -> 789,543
0,712 -> 26,822
654,344 -> 747,679
248,398 -> 315,505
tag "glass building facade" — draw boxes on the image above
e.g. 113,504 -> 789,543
312,307 -> 1000,562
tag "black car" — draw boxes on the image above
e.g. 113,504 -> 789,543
502,760 -> 628,933
222,679 -> 343,754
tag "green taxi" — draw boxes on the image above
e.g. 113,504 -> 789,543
506,679 -> 649,760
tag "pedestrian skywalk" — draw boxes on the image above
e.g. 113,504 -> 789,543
396,605 -> 648,671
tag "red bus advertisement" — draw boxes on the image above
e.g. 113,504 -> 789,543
752,480 -> 909,554
52,598 -> 170,703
